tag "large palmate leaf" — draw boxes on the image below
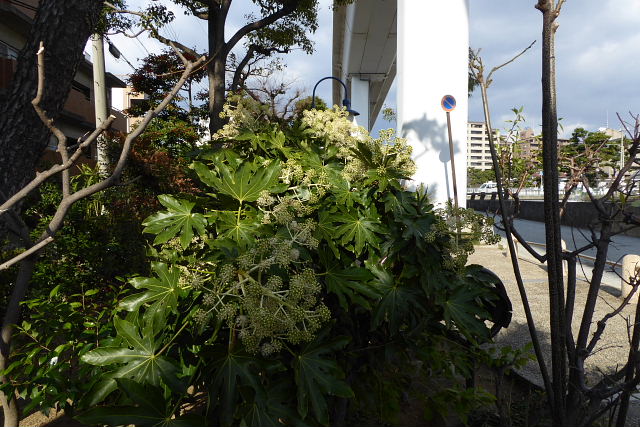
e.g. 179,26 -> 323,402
316,210 -> 339,257
119,262 -> 183,314
333,207 -> 385,255
77,379 -> 203,427
330,179 -> 363,208
293,333 -> 353,426
192,160 -> 281,203
239,379 -> 308,427
210,346 -> 262,427
81,317 -> 182,404
143,195 -> 207,249
318,247 -> 378,310
215,210 -> 261,246
367,261 -> 424,332
439,286 -> 492,341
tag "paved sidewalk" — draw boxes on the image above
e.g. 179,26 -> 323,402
469,244 -> 640,424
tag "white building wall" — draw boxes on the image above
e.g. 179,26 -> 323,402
397,1 -> 469,207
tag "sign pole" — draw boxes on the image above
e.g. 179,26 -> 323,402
441,95 -> 459,209
445,110 -> 459,210
441,95 -> 461,245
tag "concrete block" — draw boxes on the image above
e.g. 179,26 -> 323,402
621,254 -> 640,304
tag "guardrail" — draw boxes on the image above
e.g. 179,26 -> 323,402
467,187 -> 609,201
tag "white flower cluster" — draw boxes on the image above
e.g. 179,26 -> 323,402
194,235 -> 329,355
301,108 -> 416,182
301,107 -> 368,159
213,94 -> 270,141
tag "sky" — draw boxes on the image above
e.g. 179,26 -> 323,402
101,0 -> 640,138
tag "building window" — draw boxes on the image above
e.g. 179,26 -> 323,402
471,137 -> 482,141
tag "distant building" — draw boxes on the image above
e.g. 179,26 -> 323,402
467,121 -> 500,170
0,0 -> 127,164
516,128 -> 540,160
123,86 -> 149,132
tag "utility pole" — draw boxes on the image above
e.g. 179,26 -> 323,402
91,33 -> 109,176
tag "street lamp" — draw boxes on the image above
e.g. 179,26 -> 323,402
311,76 -> 359,117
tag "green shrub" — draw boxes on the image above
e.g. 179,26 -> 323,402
77,102 -> 504,426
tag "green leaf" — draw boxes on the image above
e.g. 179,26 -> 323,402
215,211 -> 261,246
240,379 -> 307,427
119,262 -> 182,313
81,347 -> 149,366
440,286 -> 491,341
293,333 -> 353,426
143,195 -> 207,248
81,319 -> 180,394
318,247 -> 378,310
368,261 -> 424,331
192,160 -> 281,203
316,210 -> 339,258
330,179 -> 362,208
210,347 -> 262,427
49,284 -> 61,299
116,378 -> 165,415
334,208 -> 384,255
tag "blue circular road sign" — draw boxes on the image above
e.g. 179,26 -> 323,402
441,95 -> 456,112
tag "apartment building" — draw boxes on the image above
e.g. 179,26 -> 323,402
467,121 -> 500,170
0,0 -> 127,161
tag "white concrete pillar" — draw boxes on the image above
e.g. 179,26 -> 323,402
397,1 -> 469,208
621,255 -> 640,304
350,77 -> 370,131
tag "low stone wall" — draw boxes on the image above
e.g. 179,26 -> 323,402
468,199 -> 640,237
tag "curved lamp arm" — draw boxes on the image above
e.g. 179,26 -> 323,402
311,76 -> 359,116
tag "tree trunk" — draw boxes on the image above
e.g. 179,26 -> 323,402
538,1 -> 566,424
0,258 -> 36,426
207,3 -> 228,137
0,1 -> 103,423
0,0 -> 104,218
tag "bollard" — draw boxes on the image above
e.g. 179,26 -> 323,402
621,255 -> 640,304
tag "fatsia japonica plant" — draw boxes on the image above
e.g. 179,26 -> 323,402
76,97 -> 505,426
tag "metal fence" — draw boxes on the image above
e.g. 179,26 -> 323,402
467,187 -> 609,201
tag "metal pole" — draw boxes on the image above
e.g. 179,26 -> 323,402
92,33 -> 109,176
446,111 -> 459,210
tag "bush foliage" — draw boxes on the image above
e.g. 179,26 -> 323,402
74,102 -> 504,426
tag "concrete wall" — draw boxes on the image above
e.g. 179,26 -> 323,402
469,199 -> 640,237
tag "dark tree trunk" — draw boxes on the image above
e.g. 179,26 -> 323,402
538,1 -> 566,425
0,1 -> 103,423
207,2 -> 229,137
0,0 -> 103,217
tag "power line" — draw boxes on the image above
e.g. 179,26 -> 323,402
105,36 -> 137,70
134,35 -> 150,55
